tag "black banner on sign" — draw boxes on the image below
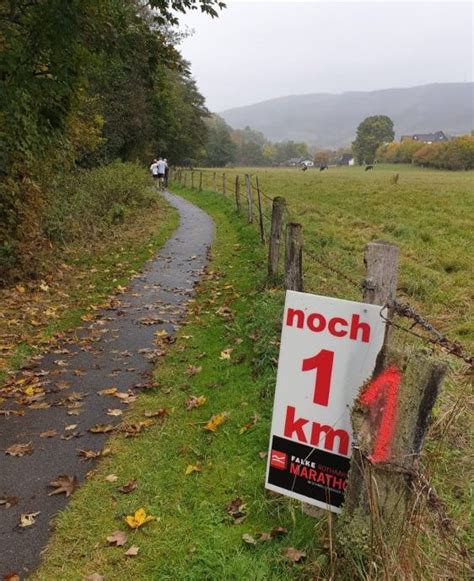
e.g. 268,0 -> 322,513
267,435 -> 350,509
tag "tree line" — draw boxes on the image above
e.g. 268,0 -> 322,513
202,115 -> 311,167
0,0 -> 224,282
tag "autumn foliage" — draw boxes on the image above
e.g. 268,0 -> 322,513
377,136 -> 474,170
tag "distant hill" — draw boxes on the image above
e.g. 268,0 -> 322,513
220,83 -> 474,148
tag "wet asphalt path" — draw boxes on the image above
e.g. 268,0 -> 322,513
0,192 -> 214,577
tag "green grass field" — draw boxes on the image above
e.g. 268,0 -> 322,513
36,167 -> 472,579
201,164 -> 473,344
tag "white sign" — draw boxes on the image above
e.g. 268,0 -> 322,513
265,291 -> 386,513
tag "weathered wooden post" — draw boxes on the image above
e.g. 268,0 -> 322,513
199,171 -> 203,192
256,177 -> 266,244
191,171 -> 194,189
340,241 -> 446,550
284,223 -> 303,292
267,196 -> 286,284
222,173 -> 226,195
245,174 -> 253,223
213,171 -> 216,192
183,172 -> 187,188
235,176 -> 241,214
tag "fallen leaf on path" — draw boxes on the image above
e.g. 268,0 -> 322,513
29,402 -> 50,410
239,416 -> 259,435
48,475 -> 77,497
284,548 -> 307,563
219,348 -> 233,360
155,330 -> 168,339
185,395 -> 207,410
40,430 -> 58,438
78,448 -> 111,461
6,442 -> 33,457
106,530 -> 128,547
105,474 -> 118,483
118,480 -> 137,494
114,392 -> 137,404
89,424 -> 115,434
65,424 -> 78,431
3,573 -> 20,581
98,387 -> 118,396
242,533 -> 257,545
20,512 -> 40,527
106,408 -> 123,417
185,464 -> 201,476
0,496 -> 18,508
125,508 -> 156,529
125,546 -> 139,557
204,412 -> 227,433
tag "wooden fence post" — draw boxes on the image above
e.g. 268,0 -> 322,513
235,176 -> 241,214
222,173 -> 226,195
183,172 -> 187,188
267,196 -> 286,284
199,171 -> 203,192
284,223 -> 303,292
213,172 -> 216,192
256,177 -> 266,244
341,240 -> 446,546
245,174 -> 253,223
191,171 -> 194,189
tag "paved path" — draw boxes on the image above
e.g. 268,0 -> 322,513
0,192 -> 214,577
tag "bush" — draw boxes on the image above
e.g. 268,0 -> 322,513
377,136 -> 474,170
44,162 -> 155,244
413,136 -> 474,170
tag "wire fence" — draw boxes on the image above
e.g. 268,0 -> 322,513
172,168 -> 473,369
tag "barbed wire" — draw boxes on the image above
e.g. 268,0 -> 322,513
173,169 -> 473,368
383,301 -> 473,367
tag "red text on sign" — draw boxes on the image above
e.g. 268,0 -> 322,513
302,349 -> 334,406
286,308 -> 371,343
359,365 -> 401,463
284,405 -> 349,456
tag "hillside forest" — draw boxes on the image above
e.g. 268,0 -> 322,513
0,0 -> 224,283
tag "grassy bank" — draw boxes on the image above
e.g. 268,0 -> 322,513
0,164 -> 179,381
35,183 -> 470,579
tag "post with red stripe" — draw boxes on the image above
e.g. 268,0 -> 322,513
343,241 -> 446,541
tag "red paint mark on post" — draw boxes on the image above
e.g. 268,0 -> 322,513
359,366 -> 401,463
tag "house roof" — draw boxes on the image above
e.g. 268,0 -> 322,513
401,131 -> 448,142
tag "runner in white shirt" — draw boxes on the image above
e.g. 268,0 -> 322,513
156,158 -> 167,191
149,159 -> 160,179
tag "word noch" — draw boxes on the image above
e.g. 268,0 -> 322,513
286,308 -> 371,343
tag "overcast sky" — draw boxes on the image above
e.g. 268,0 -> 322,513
176,0 -> 473,112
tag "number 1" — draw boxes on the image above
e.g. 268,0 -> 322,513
302,349 -> 334,406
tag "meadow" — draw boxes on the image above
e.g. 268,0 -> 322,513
200,164 -> 474,346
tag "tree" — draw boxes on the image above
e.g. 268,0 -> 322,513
314,149 -> 330,166
203,116 -> 236,166
0,0 -> 222,281
352,115 -> 395,164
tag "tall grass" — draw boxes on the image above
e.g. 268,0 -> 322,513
44,161 -> 156,244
